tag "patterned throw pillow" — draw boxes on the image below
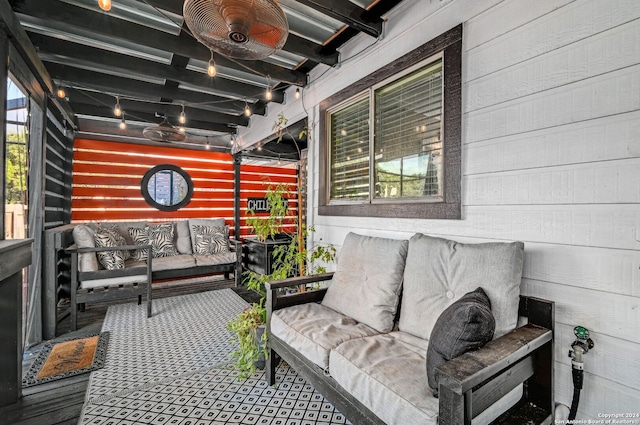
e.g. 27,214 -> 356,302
93,227 -> 126,270
128,226 -> 150,262
148,223 -> 179,258
99,224 -> 131,260
192,225 -> 228,255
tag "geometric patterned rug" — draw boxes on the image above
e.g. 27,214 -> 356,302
79,288 -> 350,424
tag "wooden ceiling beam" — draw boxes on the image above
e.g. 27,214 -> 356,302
45,62 -> 267,116
29,33 -> 283,104
293,0 -> 384,38
71,103 -> 234,133
13,0 -> 307,85
65,87 -> 249,127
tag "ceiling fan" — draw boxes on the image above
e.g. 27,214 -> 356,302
183,0 -> 289,60
142,116 -> 187,142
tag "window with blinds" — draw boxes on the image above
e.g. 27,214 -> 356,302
329,96 -> 370,200
374,59 -> 442,199
327,57 -> 443,202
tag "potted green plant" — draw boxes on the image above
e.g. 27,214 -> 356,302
228,182 -> 335,379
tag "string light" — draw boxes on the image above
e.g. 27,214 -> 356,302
179,127 -> 186,133
179,104 -> 186,124
206,137 -> 210,150
113,96 -> 122,117
295,88 -> 300,100
244,101 -> 251,117
207,50 -> 216,77
265,77 -> 272,101
119,113 -> 126,130
56,86 -> 66,98
98,0 -> 111,11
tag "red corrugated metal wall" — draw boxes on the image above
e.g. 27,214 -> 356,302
71,139 -> 298,238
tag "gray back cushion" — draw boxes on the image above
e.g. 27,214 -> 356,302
399,234 -> 524,340
72,224 -> 99,272
322,233 -> 409,333
174,220 -> 193,254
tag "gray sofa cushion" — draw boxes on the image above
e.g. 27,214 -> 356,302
329,331 -> 436,425
128,254 -> 197,272
174,220 -> 193,254
400,234 -> 523,340
426,287 -> 495,397
321,233 -> 409,333
194,252 -> 237,266
271,303 -> 379,369
72,224 -> 99,272
329,331 -> 522,425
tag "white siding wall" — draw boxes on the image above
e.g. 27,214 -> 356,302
238,0 -> 640,418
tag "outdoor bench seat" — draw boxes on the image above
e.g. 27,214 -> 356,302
52,219 -> 242,331
265,232 -> 554,425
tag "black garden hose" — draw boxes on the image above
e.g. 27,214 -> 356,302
567,368 -> 583,422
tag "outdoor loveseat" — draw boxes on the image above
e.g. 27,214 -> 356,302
265,232 -> 554,425
65,218 -> 241,330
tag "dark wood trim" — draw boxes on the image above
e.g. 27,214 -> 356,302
318,24 -> 463,219
30,33 -> 285,105
0,30 -> 7,240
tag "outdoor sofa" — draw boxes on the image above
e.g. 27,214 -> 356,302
265,232 -> 554,425
61,218 -> 241,330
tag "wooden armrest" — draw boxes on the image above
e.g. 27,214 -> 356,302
265,272 -> 334,291
437,324 -> 551,394
436,324 -> 553,424
67,244 -> 151,253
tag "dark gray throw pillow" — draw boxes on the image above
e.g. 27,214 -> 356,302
426,287 -> 495,397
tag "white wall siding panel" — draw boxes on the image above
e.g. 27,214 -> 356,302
524,242 -> 640,297
465,159 -> 640,205
466,0 -> 640,81
466,65 -> 640,144
464,111 -> 640,175
522,278 -> 640,344
240,0 -> 640,417
466,19 -> 640,112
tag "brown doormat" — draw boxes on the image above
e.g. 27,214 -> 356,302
22,332 -> 109,387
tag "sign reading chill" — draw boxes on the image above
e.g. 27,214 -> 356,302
247,197 -> 289,213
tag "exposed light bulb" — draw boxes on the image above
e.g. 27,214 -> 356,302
207,50 -> 216,77
179,105 -> 186,124
205,141 -> 210,150
113,97 -> 121,117
179,127 -> 186,133
56,87 -> 66,98
98,0 -> 111,11
244,103 -> 251,117
295,88 -> 301,100
257,144 -> 262,151
119,115 -> 126,130
340,129 -> 347,136
265,85 -> 272,101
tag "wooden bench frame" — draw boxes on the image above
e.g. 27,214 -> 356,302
265,273 -> 555,425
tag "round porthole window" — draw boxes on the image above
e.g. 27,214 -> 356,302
141,164 -> 194,211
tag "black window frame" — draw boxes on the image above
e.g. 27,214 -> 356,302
318,24 -> 462,219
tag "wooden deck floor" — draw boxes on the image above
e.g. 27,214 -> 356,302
0,277 -> 260,425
